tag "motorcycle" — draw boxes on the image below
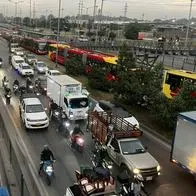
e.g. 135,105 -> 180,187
70,131 -> 85,153
2,80 -> 9,90
39,160 -> 55,186
13,84 -> 19,95
27,84 -> 34,93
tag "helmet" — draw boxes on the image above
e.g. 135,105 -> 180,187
44,144 -> 48,150
134,175 -> 143,182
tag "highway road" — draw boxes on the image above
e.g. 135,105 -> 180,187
0,37 -> 195,196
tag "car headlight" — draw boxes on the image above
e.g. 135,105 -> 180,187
44,88 -> 47,91
26,118 -> 32,122
133,168 -> 140,174
157,165 -> 161,172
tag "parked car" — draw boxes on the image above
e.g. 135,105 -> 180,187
18,62 -> 34,77
47,69 -> 61,76
19,94 -> 49,130
34,61 -> 48,74
24,53 -> 37,65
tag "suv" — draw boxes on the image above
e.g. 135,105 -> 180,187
18,62 -> 34,77
19,94 -> 49,130
11,55 -> 25,70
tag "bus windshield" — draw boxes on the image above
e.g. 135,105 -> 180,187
69,98 -> 88,109
38,42 -> 47,51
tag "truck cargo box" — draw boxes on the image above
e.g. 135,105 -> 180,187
171,111 -> 196,175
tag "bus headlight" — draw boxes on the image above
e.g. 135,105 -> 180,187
133,168 -> 140,174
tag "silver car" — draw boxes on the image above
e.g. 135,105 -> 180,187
34,61 -> 48,74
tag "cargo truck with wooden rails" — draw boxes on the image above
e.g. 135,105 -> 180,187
170,111 -> 196,180
47,75 -> 89,120
88,111 -> 161,181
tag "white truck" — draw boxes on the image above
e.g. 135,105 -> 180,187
170,111 -> 196,179
47,75 -> 89,120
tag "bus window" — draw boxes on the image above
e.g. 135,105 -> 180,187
166,73 -> 182,90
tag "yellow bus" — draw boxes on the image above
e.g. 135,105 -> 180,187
162,69 -> 196,99
48,43 -> 70,59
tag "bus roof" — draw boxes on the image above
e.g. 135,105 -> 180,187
166,69 -> 196,80
49,43 -> 70,49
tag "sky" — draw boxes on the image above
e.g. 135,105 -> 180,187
0,0 -> 196,20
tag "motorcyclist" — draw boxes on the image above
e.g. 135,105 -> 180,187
127,175 -> 149,196
49,99 -> 58,120
4,87 -> 11,97
71,124 -> 84,144
2,76 -> 8,87
39,144 -> 55,175
13,79 -> 19,86
26,77 -> 32,91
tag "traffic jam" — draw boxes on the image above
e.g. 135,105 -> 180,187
0,28 -> 195,196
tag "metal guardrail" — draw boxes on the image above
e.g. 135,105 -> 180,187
0,97 -> 49,196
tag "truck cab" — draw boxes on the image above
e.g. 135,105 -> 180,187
107,135 -> 160,181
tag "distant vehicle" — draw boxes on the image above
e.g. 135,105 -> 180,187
170,111 -> 196,180
18,62 -> 34,77
19,94 -> 49,130
0,57 -> 3,67
13,47 -> 24,57
24,53 -> 37,65
34,61 -> 48,74
11,55 -> 25,70
47,69 -> 61,76
78,36 -> 88,42
10,42 -> 19,53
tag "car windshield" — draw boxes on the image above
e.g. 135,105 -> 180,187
16,60 -> 24,64
27,54 -> 36,59
69,98 -> 88,109
22,65 -> 31,69
37,62 -> 46,67
120,140 -> 146,155
26,104 -> 44,113
38,42 -> 47,51
51,71 -> 60,75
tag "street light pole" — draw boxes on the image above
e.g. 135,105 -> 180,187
185,0 -> 194,49
56,0 -> 61,67
30,0 -> 31,26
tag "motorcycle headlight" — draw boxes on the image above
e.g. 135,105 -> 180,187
54,111 -> 59,116
77,138 -> 84,144
65,121 -> 70,127
69,112 -> 73,118
46,166 -> 53,172
29,85 -> 33,89
157,165 -> 161,172
133,168 -> 140,174
44,88 -> 47,91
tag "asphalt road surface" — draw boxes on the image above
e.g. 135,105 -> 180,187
0,37 -> 195,196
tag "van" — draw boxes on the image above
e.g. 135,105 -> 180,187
11,55 -> 25,70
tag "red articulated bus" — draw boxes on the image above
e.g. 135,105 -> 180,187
20,37 -> 48,55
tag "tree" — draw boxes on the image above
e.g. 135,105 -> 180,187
124,23 -> 152,40
108,32 -> 116,41
23,17 -> 30,26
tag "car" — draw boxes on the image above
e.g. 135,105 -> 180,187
19,94 -> 49,130
93,100 -> 140,128
18,62 -> 34,77
11,55 -> 25,70
24,53 -> 37,65
46,69 -> 61,76
35,76 -> 47,95
13,47 -> 24,57
34,61 -> 48,74
78,36 -> 88,42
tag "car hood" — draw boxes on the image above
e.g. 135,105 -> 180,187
124,117 -> 139,128
38,67 -> 48,71
22,69 -> 34,72
26,112 -> 48,120
124,152 -> 158,169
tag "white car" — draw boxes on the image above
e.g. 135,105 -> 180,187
14,47 -> 24,57
25,53 -> 37,65
11,55 -> 25,70
78,36 -> 88,42
19,96 -> 49,130
47,69 -> 61,76
18,62 -> 34,77
34,61 -> 48,74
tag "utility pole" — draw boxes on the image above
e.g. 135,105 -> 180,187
92,0 -> 97,32
45,9 -> 48,28
77,0 -> 81,32
30,0 -> 32,26
185,0 -> 194,49
122,2 -> 128,39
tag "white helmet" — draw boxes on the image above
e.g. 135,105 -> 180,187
134,174 -> 143,182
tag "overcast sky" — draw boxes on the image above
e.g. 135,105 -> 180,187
1,0 -> 196,20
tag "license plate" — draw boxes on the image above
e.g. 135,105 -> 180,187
146,176 -> 152,181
